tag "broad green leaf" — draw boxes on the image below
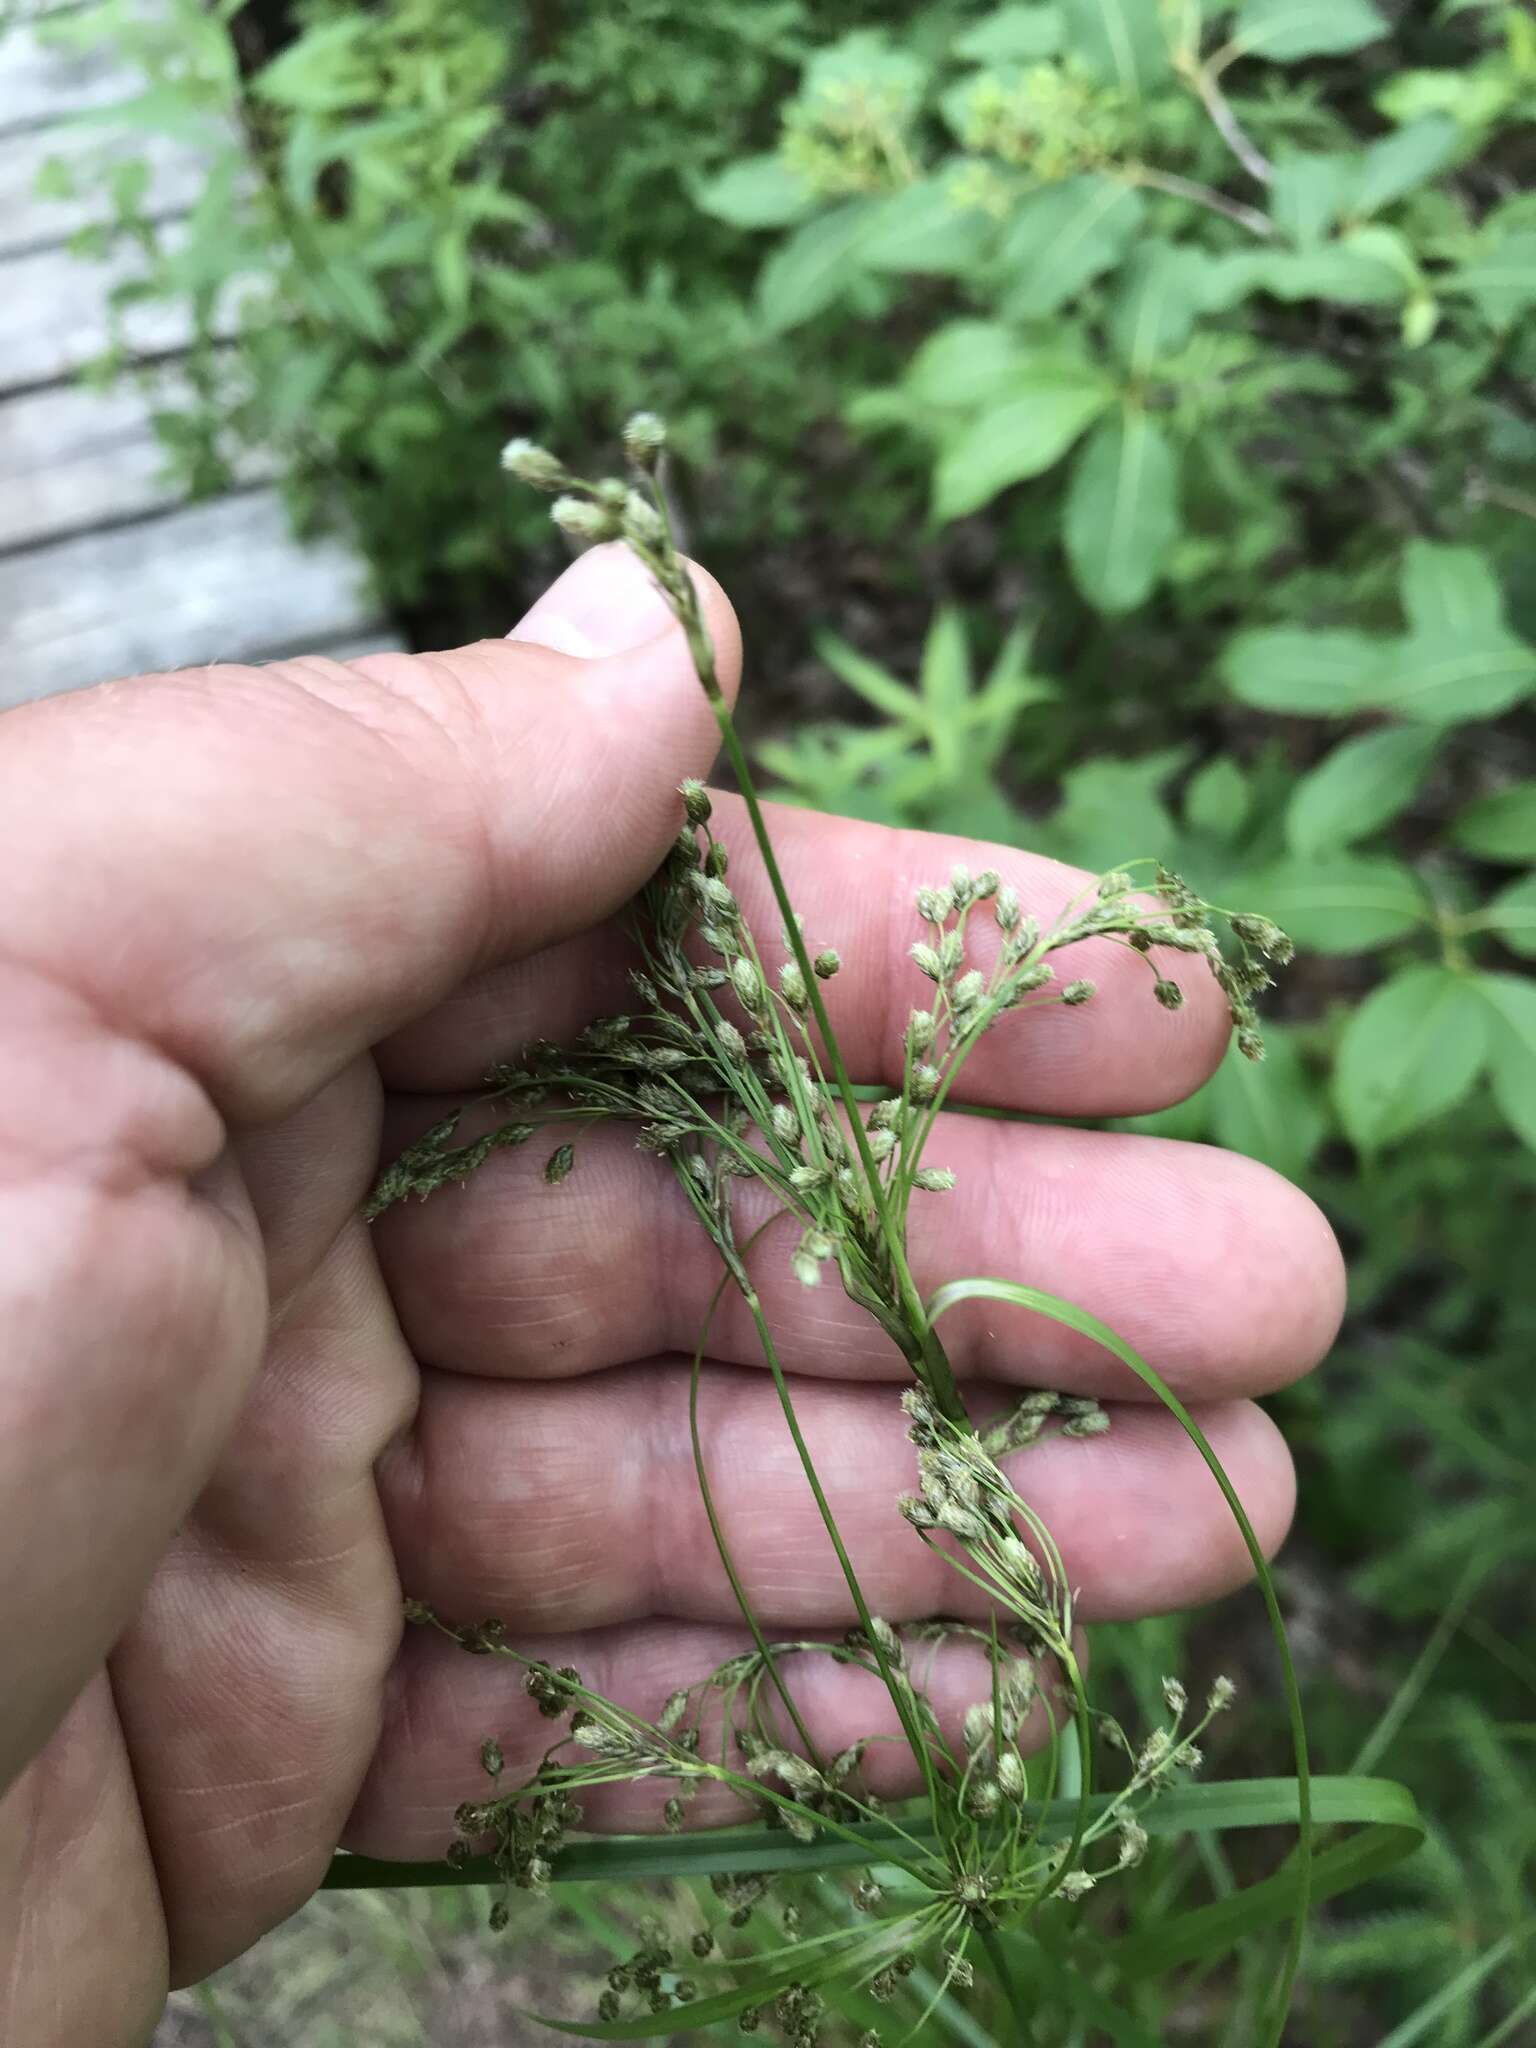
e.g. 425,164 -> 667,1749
1222,628 -> 1383,715
1064,409 -> 1180,614
1479,871 -> 1536,957
1107,240 -> 1208,366
1333,965 -> 1488,1152
1237,856 -> 1430,953
931,364 -> 1113,519
1185,757 -> 1252,841
1476,972 -> 1536,1149
1271,153 -> 1357,247
860,175 -> 991,274
1041,747 -> 1189,872
1446,229 -> 1536,328
1209,1028 -> 1328,1182
1452,782 -> 1536,863
1284,726 -> 1439,856
757,199 -> 879,334
998,175 -> 1144,319
1234,0 -> 1386,61
902,319 -> 1030,411
955,3 -> 1064,61
1059,0 -> 1172,95
1205,242 -> 1409,308
1351,116 -> 1460,216
1378,541 -> 1536,723
694,153 -> 816,229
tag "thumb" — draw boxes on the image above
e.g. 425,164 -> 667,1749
0,543 -> 739,1127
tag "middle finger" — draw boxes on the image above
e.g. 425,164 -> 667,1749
376,1108 -> 1343,1404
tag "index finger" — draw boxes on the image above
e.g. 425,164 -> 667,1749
378,795 -> 1234,1116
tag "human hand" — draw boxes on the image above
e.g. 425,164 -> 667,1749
0,546 -> 1342,2043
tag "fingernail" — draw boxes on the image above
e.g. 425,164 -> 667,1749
507,543 -> 675,658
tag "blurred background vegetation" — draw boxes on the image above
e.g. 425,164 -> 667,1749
27,0 -> 1536,2038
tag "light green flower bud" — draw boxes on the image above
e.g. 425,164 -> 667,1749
499,438 -> 565,489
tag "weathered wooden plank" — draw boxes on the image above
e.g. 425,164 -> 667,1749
0,227 -> 241,392
0,117 -> 211,254
0,15 -> 140,135
0,487 -> 390,705
0,373 -> 275,549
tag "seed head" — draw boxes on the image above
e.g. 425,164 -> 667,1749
1059,1868 -> 1096,1901
499,438 -> 566,489
916,885 -> 953,923
911,1063 -> 941,1103
1153,977 -> 1183,1010
995,884 -> 1021,932
913,1167 -> 956,1192
623,410 -> 668,464
813,948 -> 841,979
679,778 -> 711,825
911,941 -> 943,982
716,1020 -> 746,1060
779,961 -> 809,1011
622,489 -> 666,545
489,1898 -> 511,1932
551,494 -> 621,543
1162,1677 -> 1188,1716
1062,979 -> 1095,1006
906,1009 -> 936,1054
480,1738 -> 503,1779
731,957 -> 763,1011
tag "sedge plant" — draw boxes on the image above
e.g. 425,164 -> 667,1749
332,420 -> 1424,2045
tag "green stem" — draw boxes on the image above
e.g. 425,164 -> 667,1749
976,1921 -> 1032,2037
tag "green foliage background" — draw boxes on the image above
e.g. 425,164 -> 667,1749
43,0 -> 1536,2038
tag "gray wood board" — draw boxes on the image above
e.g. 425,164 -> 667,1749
0,231 -> 245,392
0,487 -> 391,704
0,374 -> 276,549
0,15 -> 141,134
0,118 -> 212,255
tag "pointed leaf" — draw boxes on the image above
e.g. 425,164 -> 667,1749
861,175 -> 992,275
757,200 -> 879,334
1378,541 -> 1536,723
1235,855 -> 1431,953
955,3 -> 1065,62
1351,116 -> 1460,216
1064,410 -> 1180,614
694,154 -> 816,229
1223,628 -> 1384,715
1271,153 -> 1357,247
1107,240 -> 1209,366
1479,871 -> 1536,957
1333,965 -> 1488,1153
1452,782 -> 1536,863
901,320 -> 1033,412
1210,1028 -> 1328,1182
1284,726 -> 1439,856
932,365 -> 1113,520
1059,0 -> 1172,95
1476,972 -> 1536,1150
1185,757 -> 1252,841
999,175 -> 1144,318
1234,0 -> 1386,61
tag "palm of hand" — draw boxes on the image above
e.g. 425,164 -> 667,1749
0,556 -> 1340,2043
